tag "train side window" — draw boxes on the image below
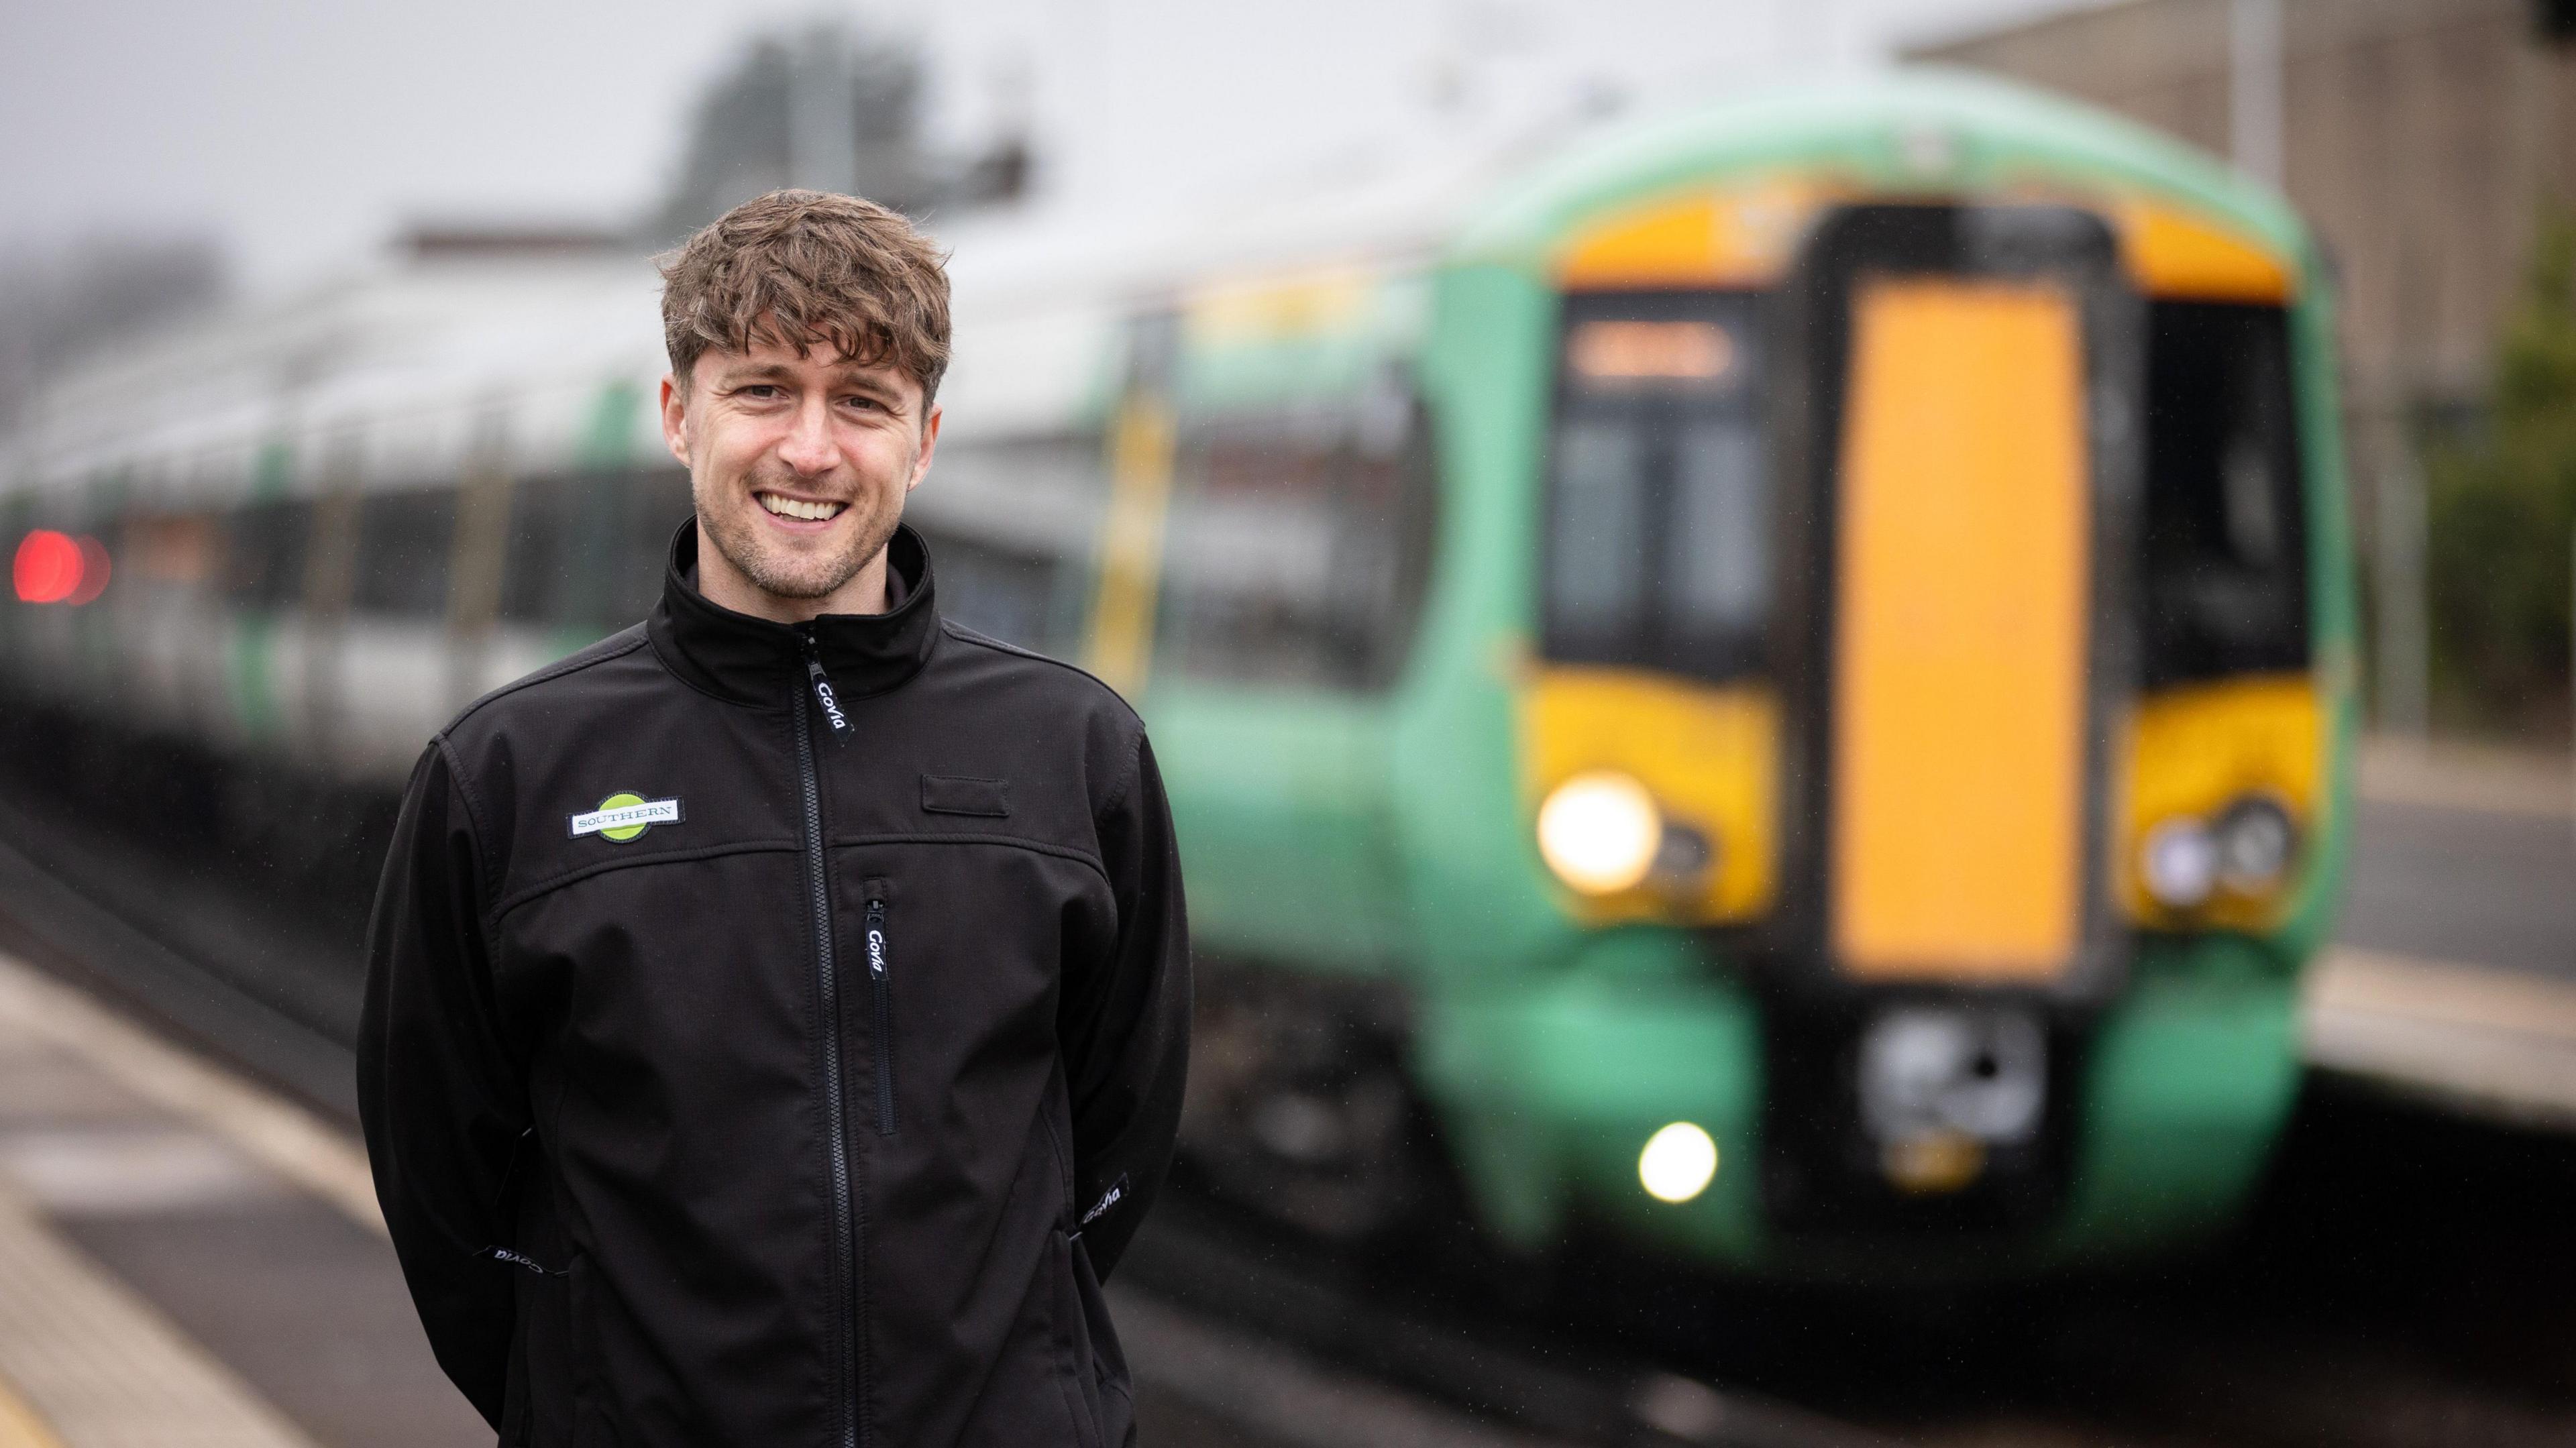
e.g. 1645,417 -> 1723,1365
500,469 -> 692,635
914,435 -> 1111,658
2141,301 -> 2308,685
922,532 -> 1061,648
612,469 -> 696,623
352,489 -> 456,617
499,475 -> 575,626
222,499 -> 313,610
1154,380 -> 1438,692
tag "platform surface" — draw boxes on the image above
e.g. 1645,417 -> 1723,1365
0,946 -> 1554,1448
2308,739 -> 2576,1123
0,950 -> 473,1447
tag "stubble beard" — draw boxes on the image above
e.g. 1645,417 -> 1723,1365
697,474 -> 903,604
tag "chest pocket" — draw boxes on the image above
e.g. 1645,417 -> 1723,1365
920,775 -> 1011,818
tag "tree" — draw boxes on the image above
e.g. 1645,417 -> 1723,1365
0,235 -> 227,426
650,20 -> 1027,241
2425,210 -> 2576,734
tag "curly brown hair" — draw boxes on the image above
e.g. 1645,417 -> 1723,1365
659,190 -> 951,405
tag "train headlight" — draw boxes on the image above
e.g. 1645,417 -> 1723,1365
1536,771 -> 1663,895
2214,794 -> 2298,893
1650,820 -> 1717,892
2139,816 -> 2218,909
1638,1121 -> 1719,1203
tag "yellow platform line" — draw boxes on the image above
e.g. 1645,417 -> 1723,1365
2354,736 -> 2575,820
0,958 -> 380,1235
0,956 -> 339,1447
0,1173 -> 317,1447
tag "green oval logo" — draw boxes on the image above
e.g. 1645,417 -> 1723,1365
594,791 -> 651,842
568,792 -> 682,844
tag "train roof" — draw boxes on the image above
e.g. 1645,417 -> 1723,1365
0,70 -> 2314,516
1453,67 -> 2312,278
0,252 -> 671,509
0,152 -> 1506,512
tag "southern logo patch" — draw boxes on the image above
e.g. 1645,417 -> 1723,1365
569,792 -> 683,843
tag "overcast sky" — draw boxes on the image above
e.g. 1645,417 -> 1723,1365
0,0 -> 2082,294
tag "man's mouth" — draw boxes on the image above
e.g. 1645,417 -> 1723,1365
757,492 -> 848,522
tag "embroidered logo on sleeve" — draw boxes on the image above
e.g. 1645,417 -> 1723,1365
568,792 -> 684,843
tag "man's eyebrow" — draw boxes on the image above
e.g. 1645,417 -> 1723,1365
706,359 -> 910,406
710,361 -> 799,384
824,368 -> 902,394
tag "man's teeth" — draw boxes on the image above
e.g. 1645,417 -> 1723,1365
760,494 -> 845,522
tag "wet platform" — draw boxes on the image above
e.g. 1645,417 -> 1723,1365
2306,738 -> 2576,1125
0,950 -> 472,1447
0,948 -> 1561,1448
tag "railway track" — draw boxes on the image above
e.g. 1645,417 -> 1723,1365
3,778 -> 2573,1448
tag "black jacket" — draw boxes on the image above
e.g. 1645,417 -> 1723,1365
359,524 -> 1188,1447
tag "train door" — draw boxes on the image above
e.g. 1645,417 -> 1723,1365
1091,290 -> 1440,973
1762,203 -> 2146,1233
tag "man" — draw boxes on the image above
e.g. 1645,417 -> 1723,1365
360,189 -> 1189,1447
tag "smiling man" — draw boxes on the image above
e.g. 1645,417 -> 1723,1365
360,190 -> 1189,1447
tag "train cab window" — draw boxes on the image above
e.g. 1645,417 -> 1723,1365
1542,294 -> 1769,679
1154,378 -> 1437,691
353,489 -> 456,617
2141,301 -> 2308,685
221,499 -> 311,609
1549,421 -> 1650,634
1670,420 -> 1769,632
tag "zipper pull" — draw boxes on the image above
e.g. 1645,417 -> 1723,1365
802,633 -> 853,746
865,895 -> 896,1135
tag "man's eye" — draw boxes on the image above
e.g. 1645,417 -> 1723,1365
840,394 -> 882,411
738,384 -> 783,400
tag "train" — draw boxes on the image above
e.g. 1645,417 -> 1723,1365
0,70 -> 2355,1278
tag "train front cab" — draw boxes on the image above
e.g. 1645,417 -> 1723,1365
1421,95 -> 2353,1275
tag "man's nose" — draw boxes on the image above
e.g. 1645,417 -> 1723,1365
776,395 -> 838,476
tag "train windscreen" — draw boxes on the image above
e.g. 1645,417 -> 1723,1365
1540,292 -> 1768,681
2143,300 -> 2307,685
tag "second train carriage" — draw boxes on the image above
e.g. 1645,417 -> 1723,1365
0,71 -> 2355,1276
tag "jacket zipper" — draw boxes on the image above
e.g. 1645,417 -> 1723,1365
807,641 -> 853,746
796,632 -> 863,1448
864,896 -> 896,1136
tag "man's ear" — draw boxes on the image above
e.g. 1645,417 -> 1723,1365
907,404 -> 942,493
659,372 -> 692,467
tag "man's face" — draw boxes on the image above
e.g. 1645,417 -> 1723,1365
660,333 -> 940,610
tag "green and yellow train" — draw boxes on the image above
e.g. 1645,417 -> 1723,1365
1073,70 -> 2354,1273
0,72 -> 2353,1276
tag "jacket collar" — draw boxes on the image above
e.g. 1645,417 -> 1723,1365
648,520 -> 941,708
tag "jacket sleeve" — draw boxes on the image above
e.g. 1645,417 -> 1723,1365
1063,732 -> 1191,1279
357,742 -> 529,1428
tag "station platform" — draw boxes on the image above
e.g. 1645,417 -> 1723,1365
0,946 -> 1566,1448
0,950 -> 476,1447
2305,738 -> 2576,1126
